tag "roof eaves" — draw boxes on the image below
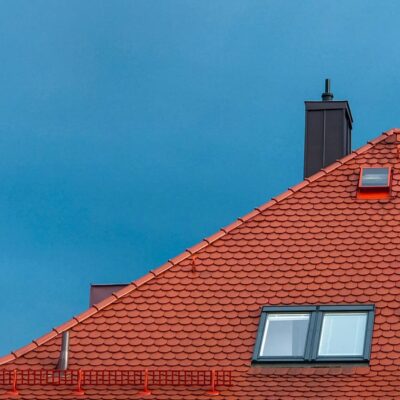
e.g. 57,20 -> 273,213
1,128 -> 398,367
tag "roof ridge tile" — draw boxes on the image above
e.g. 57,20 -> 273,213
130,272 -> 158,289
12,343 -> 37,359
203,231 -> 226,244
32,330 -> 58,347
321,161 -> 343,174
240,209 -> 260,222
92,294 -> 119,311
74,307 -> 98,323
256,199 -> 278,212
53,319 -> 78,334
272,190 -> 294,202
289,181 -> 309,192
150,261 -> 174,277
0,354 -> 15,364
221,220 -> 243,234
185,241 -> 209,255
305,170 -> 326,183
354,143 -> 373,155
112,283 -> 138,299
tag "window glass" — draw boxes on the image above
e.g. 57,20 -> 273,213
318,312 -> 367,356
260,313 -> 310,357
361,167 -> 389,187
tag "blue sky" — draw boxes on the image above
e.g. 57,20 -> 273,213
1,0 -> 400,355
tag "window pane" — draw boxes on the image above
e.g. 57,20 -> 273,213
318,312 -> 367,356
260,313 -> 310,357
361,168 -> 389,187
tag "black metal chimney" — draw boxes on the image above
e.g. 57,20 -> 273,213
304,79 -> 353,178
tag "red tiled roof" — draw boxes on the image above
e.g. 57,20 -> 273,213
1,128 -> 400,399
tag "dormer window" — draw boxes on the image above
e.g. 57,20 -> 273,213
252,305 -> 374,363
357,167 -> 391,199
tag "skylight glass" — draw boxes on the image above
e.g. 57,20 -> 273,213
318,312 -> 368,356
360,167 -> 389,187
260,313 -> 310,357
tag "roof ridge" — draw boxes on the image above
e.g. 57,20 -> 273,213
1,127 -> 398,366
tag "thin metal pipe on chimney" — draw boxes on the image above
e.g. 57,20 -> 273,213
321,78 -> 333,101
56,331 -> 70,370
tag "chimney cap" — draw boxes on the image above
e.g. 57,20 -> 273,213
321,78 -> 334,101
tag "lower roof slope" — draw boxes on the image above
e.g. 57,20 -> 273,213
1,129 -> 400,399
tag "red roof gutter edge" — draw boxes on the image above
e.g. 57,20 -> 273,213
1,128 -> 398,366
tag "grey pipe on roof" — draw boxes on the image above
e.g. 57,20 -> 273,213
56,331 -> 69,370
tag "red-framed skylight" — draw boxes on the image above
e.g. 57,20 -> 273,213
357,167 -> 391,199
359,167 -> 391,188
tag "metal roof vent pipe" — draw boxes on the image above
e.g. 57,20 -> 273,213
304,79 -> 353,178
321,78 -> 334,101
56,331 -> 70,370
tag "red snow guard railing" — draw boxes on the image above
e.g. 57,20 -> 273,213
0,368 -> 232,396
